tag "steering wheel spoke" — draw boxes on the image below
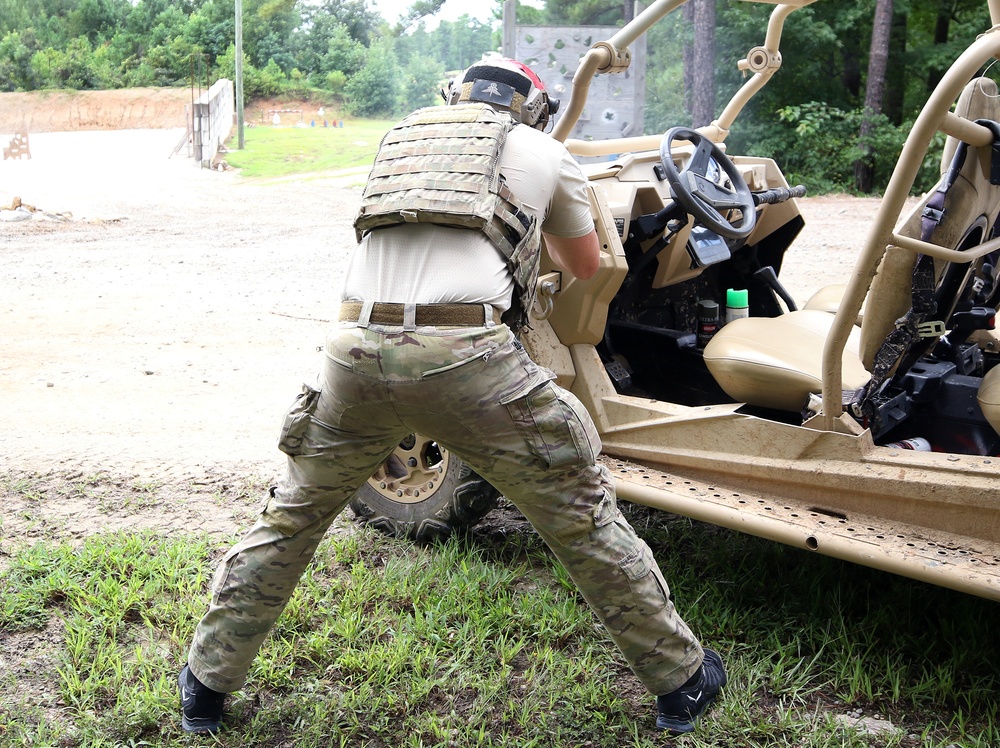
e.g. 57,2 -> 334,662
687,139 -> 716,174
684,172 -> 742,210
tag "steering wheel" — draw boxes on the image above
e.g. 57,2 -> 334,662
659,127 -> 756,239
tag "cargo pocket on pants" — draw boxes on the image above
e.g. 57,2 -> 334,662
277,384 -> 322,456
617,534 -> 669,616
210,547 -> 242,604
505,382 -> 602,471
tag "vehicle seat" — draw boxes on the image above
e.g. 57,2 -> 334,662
805,77 -> 1000,347
859,77 -> 1000,368
801,283 -> 865,325
703,309 -> 871,411
978,365 -> 1000,434
703,77 -> 1000,414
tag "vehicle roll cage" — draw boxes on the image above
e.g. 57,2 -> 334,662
554,0 -> 1000,435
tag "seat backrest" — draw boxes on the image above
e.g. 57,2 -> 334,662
859,77 -> 1000,368
940,78 -> 1000,172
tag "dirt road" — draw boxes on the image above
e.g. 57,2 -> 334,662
1,129 -> 372,542
0,128 -> 882,547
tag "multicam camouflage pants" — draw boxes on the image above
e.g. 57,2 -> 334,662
189,322 -> 703,696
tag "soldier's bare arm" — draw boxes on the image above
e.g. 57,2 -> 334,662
543,229 -> 600,280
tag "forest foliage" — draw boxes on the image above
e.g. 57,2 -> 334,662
1,0 -> 996,193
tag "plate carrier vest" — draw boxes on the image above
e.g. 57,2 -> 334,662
354,103 -> 540,330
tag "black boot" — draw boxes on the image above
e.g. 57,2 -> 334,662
655,648 -> 727,734
178,664 -> 226,734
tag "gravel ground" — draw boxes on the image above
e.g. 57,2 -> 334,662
1,129 -> 371,542
0,129 -> 885,546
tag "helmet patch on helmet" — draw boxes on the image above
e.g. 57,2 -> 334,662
467,78 -> 516,109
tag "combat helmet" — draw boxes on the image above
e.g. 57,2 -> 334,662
443,57 -> 559,130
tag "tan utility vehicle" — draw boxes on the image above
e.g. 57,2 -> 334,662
351,0 -> 1000,602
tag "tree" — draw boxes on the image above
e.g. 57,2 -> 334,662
397,0 -> 446,29
927,0 -> 953,93
854,0 -> 894,192
240,0 -> 300,70
323,23 -> 367,76
68,0 -> 130,45
344,38 -> 400,116
544,0 -> 620,25
643,9 -> 686,132
1,0 -> 994,196
29,35 -> 105,88
292,0 -> 377,73
182,6 -> 233,63
916,0 -> 986,98
312,0 -> 379,45
0,30 -> 40,91
884,5 -> 908,125
684,0 -> 715,128
401,53 -> 444,109
509,1 -> 544,25
215,43 -> 280,99
432,17 -> 495,71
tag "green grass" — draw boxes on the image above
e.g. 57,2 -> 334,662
223,119 -> 396,179
1,502 -> 998,747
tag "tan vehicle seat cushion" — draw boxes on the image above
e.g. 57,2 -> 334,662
704,309 -> 871,411
801,283 -> 865,325
977,365 -> 1000,435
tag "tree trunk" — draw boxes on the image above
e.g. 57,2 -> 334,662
854,0 -> 894,193
686,0 -> 715,128
928,0 -> 953,94
683,2 -> 694,118
885,8 -> 907,125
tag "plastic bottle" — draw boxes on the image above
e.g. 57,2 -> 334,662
884,437 -> 932,451
725,288 -> 749,324
696,299 -> 720,348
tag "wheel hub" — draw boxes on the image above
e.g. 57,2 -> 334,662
367,436 -> 449,504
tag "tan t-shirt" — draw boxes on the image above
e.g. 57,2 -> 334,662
340,122 -> 594,313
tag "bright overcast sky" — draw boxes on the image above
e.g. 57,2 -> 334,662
368,0 -> 495,26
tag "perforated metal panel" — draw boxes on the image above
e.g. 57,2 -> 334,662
515,26 -> 647,142
600,454 -> 1000,600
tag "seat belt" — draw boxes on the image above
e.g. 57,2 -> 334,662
852,118 -> 1000,432
850,138 -> 974,429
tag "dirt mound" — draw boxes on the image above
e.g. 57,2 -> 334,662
0,88 -> 343,136
240,97 -> 343,126
0,87 -> 193,134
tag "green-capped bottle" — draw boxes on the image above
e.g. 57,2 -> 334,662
725,288 -> 749,324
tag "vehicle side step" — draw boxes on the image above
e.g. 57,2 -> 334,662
600,455 -> 1000,601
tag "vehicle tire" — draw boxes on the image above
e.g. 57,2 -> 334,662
349,433 -> 500,543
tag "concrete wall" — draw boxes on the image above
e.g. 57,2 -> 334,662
192,79 -> 234,167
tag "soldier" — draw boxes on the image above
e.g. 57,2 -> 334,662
179,57 -> 726,736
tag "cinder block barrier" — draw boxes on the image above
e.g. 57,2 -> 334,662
3,130 -> 31,160
192,80 -> 234,168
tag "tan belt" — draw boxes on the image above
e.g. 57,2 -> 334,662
338,301 -> 501,327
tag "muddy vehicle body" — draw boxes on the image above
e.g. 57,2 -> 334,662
351,0 -> 1000,602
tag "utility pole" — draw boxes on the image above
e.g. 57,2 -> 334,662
502,0 -> 515,57
235,0 -> 245,149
